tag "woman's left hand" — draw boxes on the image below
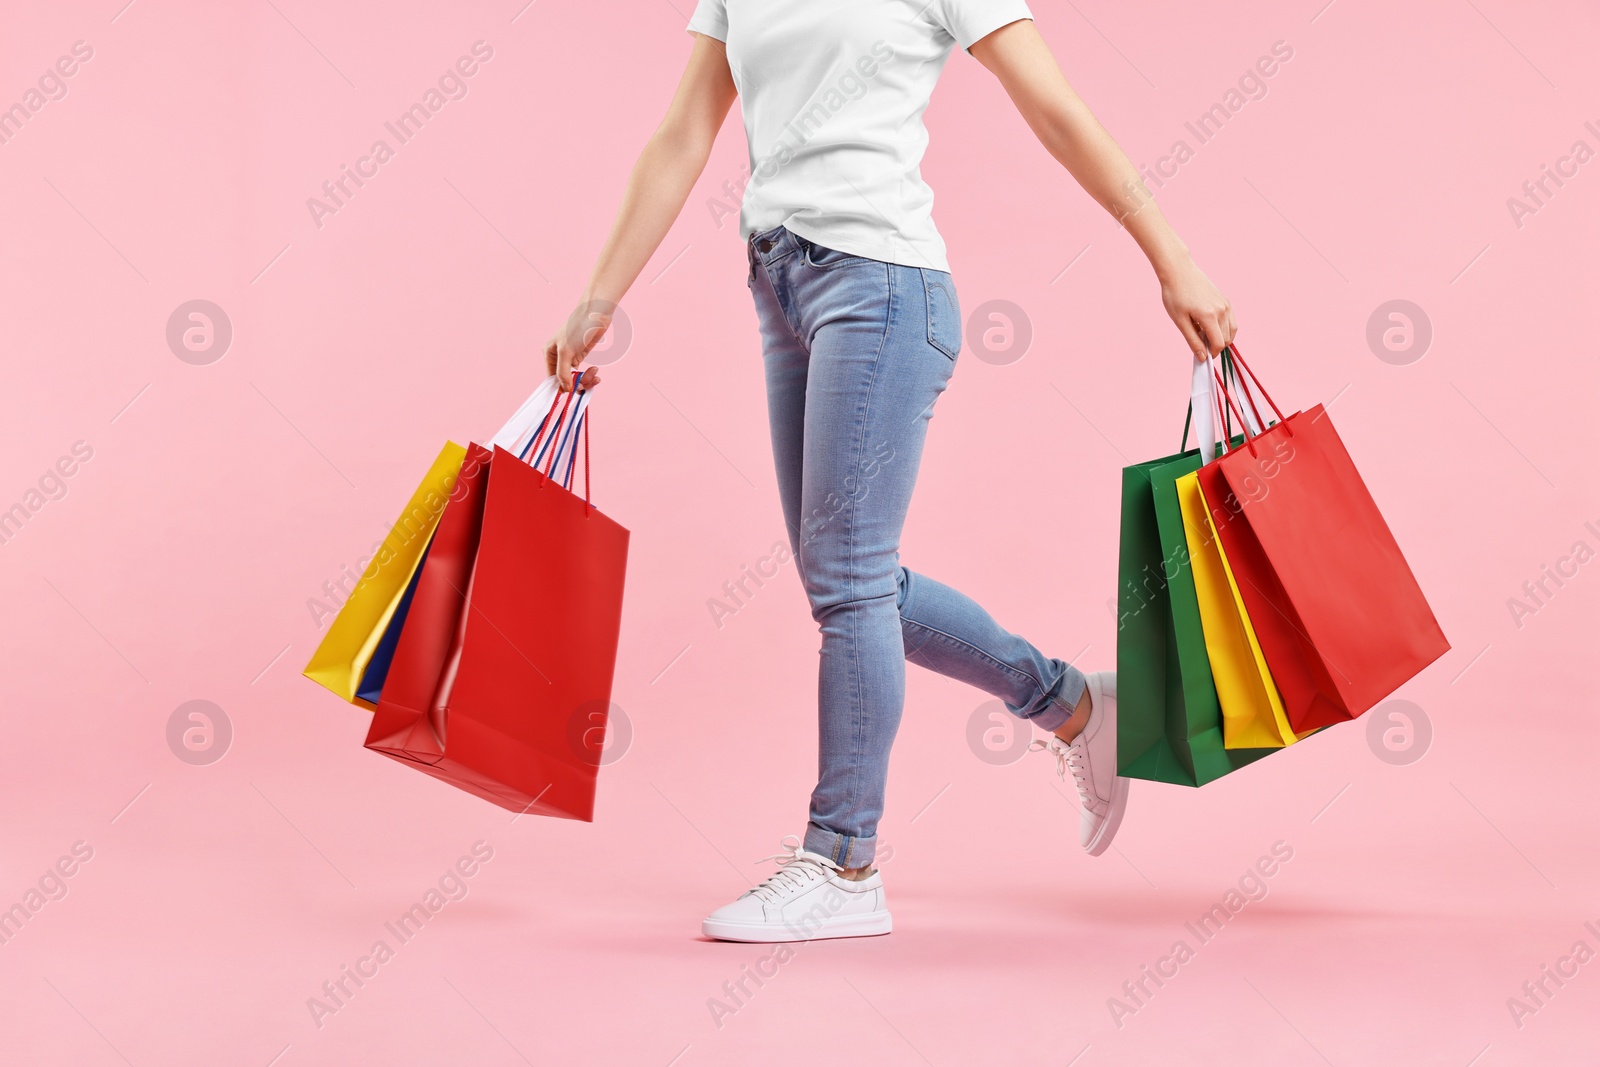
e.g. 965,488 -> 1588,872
1159,256 -> 1236,362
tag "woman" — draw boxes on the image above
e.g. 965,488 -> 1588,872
545,1 -> 1236,943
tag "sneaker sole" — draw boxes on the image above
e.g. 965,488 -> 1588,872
1084,774 -> 1130,857
702,911 -> 893,943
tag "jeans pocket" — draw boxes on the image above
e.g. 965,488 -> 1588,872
921,270 -> 961,360
802,239 -> 863,271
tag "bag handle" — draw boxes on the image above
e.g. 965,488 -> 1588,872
520,373 -> 587,467
1204,353 -> 1236,464
580,409 -> 592,514
1191,343 -> 1290,460
1211,358 -> 1280,457
1182,356 -> 1237,461
1217,343 -> 1287,433
1226,343 -> 1284,422
490,373 -> 590,463
528,376 -> 579,473
490,376 -> 561,454
1215,347 -> 1266,439
546,394 -> 593,510
519,384 -> 574,471
1221,348 -> 1266,438
546,372 -> 590,496
1182,346 -> 1276,460
553,376 -> 594,514
1181,360 -> 1210,455
522,371 -> 595,511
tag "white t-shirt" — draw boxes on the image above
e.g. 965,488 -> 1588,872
687,0 -> 1032,273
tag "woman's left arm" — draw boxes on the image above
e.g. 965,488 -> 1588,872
969,20 -> 1235,362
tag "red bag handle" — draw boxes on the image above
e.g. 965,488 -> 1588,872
1210,343 -> 1290,457
530,372 -> 595,515
1219,349 -> 1267,437
1220,344 -> 1286,427
519,382 -> 570,466
582,412 -> 591,515
537,386 -> 577,478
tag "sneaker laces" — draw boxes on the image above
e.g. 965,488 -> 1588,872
1030,736 -> 1093,807
743,835 -> 840,904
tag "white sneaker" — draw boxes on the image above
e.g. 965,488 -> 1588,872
701,837 -> 892,943
1031,671 -> 1129,856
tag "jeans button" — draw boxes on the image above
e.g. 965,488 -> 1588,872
757,238 -> 773,253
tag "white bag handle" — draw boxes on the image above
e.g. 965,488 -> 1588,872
531,388 -> 590,482
1191,358 -> 1221,466
1193,352 -> 1269,467
488,375 -> 562,453
1222,355 -> 1267,438
476,374 -> 593,490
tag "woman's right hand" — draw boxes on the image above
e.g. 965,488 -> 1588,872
1158,255 -> 1236,363
544,297 -> 613,391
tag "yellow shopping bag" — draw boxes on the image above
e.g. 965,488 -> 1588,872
303,442 -> 467,706
1176,470 -> 1307,749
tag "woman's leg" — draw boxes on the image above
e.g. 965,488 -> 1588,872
751,230 -> 955,869
896,567 -> 1086,734
749,228 -> 1092,871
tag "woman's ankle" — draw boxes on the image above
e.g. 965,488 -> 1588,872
1052,685 -> 1093,744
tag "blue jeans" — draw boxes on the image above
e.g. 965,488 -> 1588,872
748,225 -> 1087,868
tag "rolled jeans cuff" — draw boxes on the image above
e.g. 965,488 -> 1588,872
1029,664 -> 1087,733
804,822 -> 876,869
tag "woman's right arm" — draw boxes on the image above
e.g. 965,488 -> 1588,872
546,33 -> 738,390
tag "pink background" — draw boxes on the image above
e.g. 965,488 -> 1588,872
2,0 -> 1597,1063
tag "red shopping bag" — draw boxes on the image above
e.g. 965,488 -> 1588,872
366,383 -> 629,819
1194,347 -> 1448,732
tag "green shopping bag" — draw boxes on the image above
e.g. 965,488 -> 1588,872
1116,382 -> 1280,785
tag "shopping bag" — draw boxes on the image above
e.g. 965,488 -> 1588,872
354,534 -> 435,706
1179,472 -> 1305,747
1174,356 -> 1301,749
365,441 -> 493,765
1195,346 -> 1450,732
348,383 -> 591,707
1116,360 -> 1278,786
303,443 -> 466,705
303,376 -> 574,707
367,378 -> 627,820
363,385 -> 591,768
